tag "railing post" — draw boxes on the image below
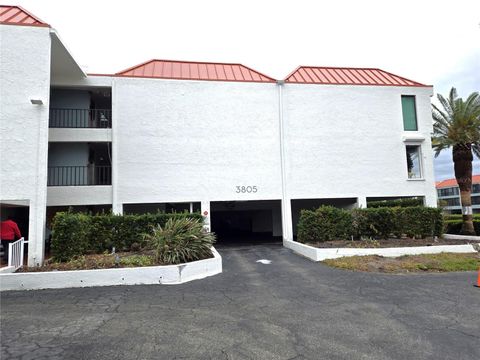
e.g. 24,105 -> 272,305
20,238 -> 24,268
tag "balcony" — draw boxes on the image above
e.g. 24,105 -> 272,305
47,165 -> 111,186
49,108 -> 112,128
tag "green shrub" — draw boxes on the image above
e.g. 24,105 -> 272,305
444,220 -> 480,235
396,207 -> 444,238
368,198 -> 424,208
297,206 -> 443,242
144,217 -> 215,264
51,212 -> 91,262
51,210 -> 203,261
352,207 -> 397,239
297,206 -> 353,243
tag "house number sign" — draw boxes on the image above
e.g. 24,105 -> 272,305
235,186 -> 258,193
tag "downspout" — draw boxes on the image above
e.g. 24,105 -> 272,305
277,80 -> 291,241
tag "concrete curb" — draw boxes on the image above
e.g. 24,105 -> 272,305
0,247 -> 222,291
443,233 -> 480,241
283,240 -> 478,262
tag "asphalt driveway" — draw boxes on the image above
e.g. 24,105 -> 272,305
1,244 -> 479,359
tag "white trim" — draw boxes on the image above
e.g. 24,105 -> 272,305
284,240 -> 477,262
0,247 -> 222,291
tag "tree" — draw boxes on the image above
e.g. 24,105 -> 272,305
432,87 -> 480,235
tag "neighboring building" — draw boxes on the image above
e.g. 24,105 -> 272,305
0,5 -> 438,266
436,175 -> 480,214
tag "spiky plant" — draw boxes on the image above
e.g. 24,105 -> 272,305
432,87 -> 480,235
144,217 -> 215,265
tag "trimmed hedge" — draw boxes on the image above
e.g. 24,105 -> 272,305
297,206 -> 353,243
51,211 -> 203,262
444,220 -> 480,235
443,214 -> 480,221
367,198 -> 424,208
297,206 -> 443,243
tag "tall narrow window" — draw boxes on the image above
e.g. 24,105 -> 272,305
406,145 -> 422,179
401,96 -> 418,131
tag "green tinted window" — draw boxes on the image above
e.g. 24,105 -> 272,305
401,96 -> 417,131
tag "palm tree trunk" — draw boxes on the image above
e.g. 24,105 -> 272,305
452,144 -> 475,235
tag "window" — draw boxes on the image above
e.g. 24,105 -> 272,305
446,198 -> 460,206
401,96 -> 418,131
406,145 -> 422,179
438,187 -> 459,197
472,184 -> 480,194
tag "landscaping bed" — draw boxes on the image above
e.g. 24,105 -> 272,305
307,237 -> 476,249
17,250 -> 213,272
322,252 -> 480,273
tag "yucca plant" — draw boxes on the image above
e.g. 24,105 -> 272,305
144,218 -> 215,265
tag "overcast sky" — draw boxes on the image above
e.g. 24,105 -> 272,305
19,0 -> 480,180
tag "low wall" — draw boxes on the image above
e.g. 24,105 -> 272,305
443,234 -> 480,242
0,247 -> 222,291
283,240 -> 477,262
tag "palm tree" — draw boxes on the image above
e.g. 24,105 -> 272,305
432,87 -> 480,235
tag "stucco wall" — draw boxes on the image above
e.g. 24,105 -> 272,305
48,128 -> 112,142
47,186 -> 112,206
113,78 -> 282,206
0,24 -> 51,265
282,84 -> 437,206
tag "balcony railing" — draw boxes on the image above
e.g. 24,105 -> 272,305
49,109 -> 112,128
47,166 -> 112,186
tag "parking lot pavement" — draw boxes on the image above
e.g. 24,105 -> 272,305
1,244 -> 479,359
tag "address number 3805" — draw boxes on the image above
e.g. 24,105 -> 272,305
235,186 -> 258,193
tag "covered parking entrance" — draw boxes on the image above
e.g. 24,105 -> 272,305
210,200 -> 282,245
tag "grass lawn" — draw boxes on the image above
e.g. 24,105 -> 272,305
323,252 -> 480,273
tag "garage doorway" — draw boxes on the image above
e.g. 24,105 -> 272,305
210,200 -> 282,246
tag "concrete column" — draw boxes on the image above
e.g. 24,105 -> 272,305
424,192 -> 437,207
281,199 -> 293,243
357,196 -> 368,208
201,201 -> 211,232
27,200 -> 46,267
112,202 -> 123,215
111,79 -> 120,215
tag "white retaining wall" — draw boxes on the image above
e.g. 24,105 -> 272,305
284,240 -> 477,262
0,247 -> 221,291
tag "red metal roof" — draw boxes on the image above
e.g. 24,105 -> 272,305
285,66 -> 428,87
436,175 -> 480,189
115,59 -> 276,83
0,5 -> 49,27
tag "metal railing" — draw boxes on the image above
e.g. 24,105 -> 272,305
47,165 -> 112,186
8,237 -> 25,271
49,108 -> 112,128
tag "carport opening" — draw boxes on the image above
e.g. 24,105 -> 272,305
1,201 -> 29,267
291,198 -> 357,237
210,200 -> 282,245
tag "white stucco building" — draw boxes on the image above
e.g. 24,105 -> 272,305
0,6 -> 437,265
